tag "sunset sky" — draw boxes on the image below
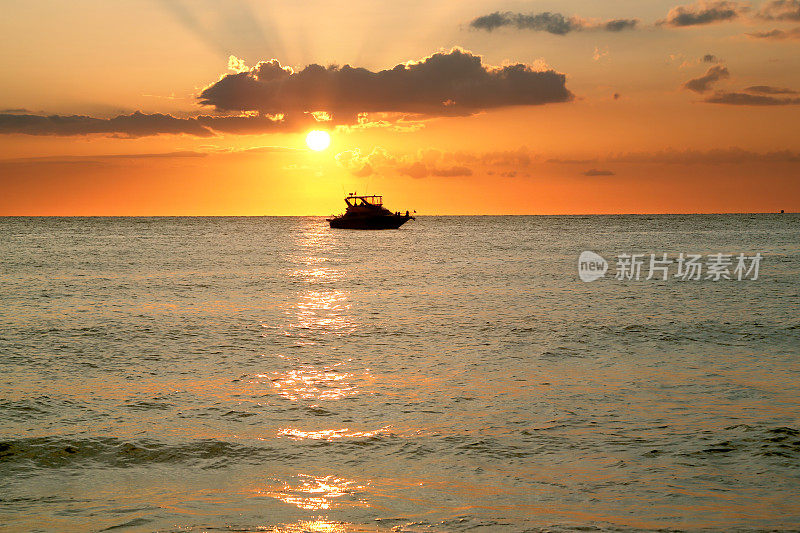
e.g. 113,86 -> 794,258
1,0 -> 799,215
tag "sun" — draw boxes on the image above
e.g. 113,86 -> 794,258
306,130 -> 331,151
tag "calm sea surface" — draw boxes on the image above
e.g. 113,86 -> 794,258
1,215 -> 799,532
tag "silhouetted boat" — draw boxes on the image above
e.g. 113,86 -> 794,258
327,194 -> 414,230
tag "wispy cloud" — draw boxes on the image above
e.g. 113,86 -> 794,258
659,1 -> 747,27
0,111 -> 321,138
0,112 -> 216,138
551,148 -> 800,163
746,27 -> 800,39
757,0 -> 800,20
583,169 -> 615,176
335,147 -> 472,179
469,11 -> 638,34
704,91 -> 800,105
744,85 -> 799,94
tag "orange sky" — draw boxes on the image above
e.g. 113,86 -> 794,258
1,0 -> 799,214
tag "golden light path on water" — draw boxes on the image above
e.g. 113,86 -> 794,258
254,219 -> 381,525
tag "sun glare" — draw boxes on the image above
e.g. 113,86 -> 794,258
306,130 -> 331,151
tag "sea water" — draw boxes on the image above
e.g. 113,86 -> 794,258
1,215 -> 799,532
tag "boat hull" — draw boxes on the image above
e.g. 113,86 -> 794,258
327,214 -> 413,230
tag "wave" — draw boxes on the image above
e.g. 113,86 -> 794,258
0,437 -> 294,471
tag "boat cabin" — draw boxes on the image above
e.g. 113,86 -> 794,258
345,194 -> 383,207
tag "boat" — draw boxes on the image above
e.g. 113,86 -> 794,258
327,193 -> 414,229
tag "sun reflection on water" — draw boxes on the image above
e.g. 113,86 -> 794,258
252,362 -> 368,402
287,266 -> 343,284
277,426 -> 390,441
270,520 -> 351,533
285,289 -> 353,335
255,474 -> 368,511
279,220 -> 355,339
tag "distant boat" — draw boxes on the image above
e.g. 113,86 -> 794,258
327,193 -> 414,230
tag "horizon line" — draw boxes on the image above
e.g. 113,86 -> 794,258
0,212 -> 795,218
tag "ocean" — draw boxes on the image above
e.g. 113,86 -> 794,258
1,215 -> 798,532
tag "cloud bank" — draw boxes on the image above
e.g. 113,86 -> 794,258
334,146 -> 800,181
0,49 -> 573,137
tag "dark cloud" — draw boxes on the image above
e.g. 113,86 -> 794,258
683,65 -> 730,93
0,111 -> 320,138
471,12 -> 573,33
469,11 -> 638,34
470,12 -> 520,32
745,85 -> 799,94
703,54 -> 721,63
198,48 -> 572,118
604,19 -> 639,31
704,91 -> 800,105
758,0 -> 800,20
747,27 -> 800,39
583,169 -> 615,176
0,112 -> 216,138
660,1 -> 745,26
